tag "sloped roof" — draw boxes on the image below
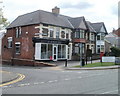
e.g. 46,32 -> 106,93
86,21 -> 96,33
68,17 -> 87,29
7,10 -> 74,29
91,22 -> 108,34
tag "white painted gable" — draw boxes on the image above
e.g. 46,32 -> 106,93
100,25 -> 106,32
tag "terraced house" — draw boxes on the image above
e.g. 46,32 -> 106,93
2,7 -> 107,65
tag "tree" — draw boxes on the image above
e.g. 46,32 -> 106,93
0,2 -> 9,30
110,47 -> 120,57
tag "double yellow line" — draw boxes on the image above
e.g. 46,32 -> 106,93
0,72 -> 25,87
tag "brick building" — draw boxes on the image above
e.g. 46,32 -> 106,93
2,7 -> 107,65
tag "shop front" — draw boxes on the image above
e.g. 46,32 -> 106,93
32,37 -> 71,61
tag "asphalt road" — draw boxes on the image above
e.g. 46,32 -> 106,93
1,65 -> 119,94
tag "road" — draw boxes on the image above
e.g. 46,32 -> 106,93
1,64 -> 119,94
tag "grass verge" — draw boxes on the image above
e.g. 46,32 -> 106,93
74,62 -> 120,68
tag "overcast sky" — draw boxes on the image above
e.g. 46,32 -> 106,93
1,0 -> 119,32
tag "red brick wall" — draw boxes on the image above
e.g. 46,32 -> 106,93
2,24 -> 39,62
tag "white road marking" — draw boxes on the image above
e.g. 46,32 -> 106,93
40,82 -> 45,84
54,80 -> 58,82
64,78 -> 71,81
34,82 -> 39,85
102,90 -> 118,94
48,81 -> 54,83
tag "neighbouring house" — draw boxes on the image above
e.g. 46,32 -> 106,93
86,21 -> 96,54
105,28 -> 120,53
2,7 -> 108,65
91,22 -> 108,54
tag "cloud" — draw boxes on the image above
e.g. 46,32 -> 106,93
60,1 -> 93,10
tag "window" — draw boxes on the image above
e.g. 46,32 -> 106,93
7,37 -> 12,48
75,31 -> 80,38
67,45 -> 70,59
56,28 -> 60,38
43,24 -> 48,27
101,45 -> 104,52
91,33 -> 94,41
15,42 -> 20,54
16,27 -> 21,38
97,45 -> 100,53
97,35 -> 100,40
61,31 -> 65,38
49,27 -> 54,38
41,44 -> 52,59
58,45 -> 66,59
42,28 -> 48,36
101,34 -> 105,40
75,44 -> 79,53
80,30 -> 85,38
66,30 -> 69,39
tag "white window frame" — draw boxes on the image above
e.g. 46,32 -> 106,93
7,37 -> 12,48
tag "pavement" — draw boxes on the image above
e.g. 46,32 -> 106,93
1,60 -> 120,86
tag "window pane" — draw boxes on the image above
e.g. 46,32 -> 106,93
42,28 -> 48,36
61,31 -> 65,38
15,44 -> 20,54
97,35 -> 100,40
56,28 -> 60,38
41,44 -> 47,59
48,44 -> 52,58
58,45 -> 61,58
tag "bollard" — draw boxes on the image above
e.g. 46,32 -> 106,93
65,59 -> 67,67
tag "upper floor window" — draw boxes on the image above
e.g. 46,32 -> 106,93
75,29 -> 85,39
80,30 -> 85,38
66,30 -> 69,39
16,27 -> 21,38
75,31 -> 80,38
91,33 -> 94,41
61,31 -> 65,38
56,28 -> 60,38
7,37 -> 12,48
97,34 -> 100,40
49,27 -> 54,38
42,28 -> 48,36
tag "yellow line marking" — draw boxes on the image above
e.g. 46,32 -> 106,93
0,72 -> 25,87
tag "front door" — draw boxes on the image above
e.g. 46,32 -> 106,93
53,46 -> 57,61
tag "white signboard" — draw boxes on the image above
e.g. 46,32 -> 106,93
102,56 -> 115,62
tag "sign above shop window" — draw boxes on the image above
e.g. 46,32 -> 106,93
32,37 -> 69,45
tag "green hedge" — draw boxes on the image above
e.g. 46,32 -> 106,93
110,47 -> 120,57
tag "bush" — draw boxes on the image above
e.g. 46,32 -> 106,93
110,47 -> 120,57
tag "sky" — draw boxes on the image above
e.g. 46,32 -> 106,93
1,0 -> 119,32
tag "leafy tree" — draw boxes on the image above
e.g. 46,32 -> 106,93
110,47 -> 120,57
0,2 -> 9,30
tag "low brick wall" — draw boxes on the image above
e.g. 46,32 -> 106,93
2,58 -> 56,67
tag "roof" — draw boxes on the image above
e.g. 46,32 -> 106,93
86,21 -> 96,33
68,17 -> 87,29
7,10 -> 74,29
91,22 -> 107,34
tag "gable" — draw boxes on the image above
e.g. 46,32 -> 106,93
79,20 -> 87,30
100,25 -> 106,32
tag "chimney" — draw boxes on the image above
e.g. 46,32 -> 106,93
52,6 -> 60,14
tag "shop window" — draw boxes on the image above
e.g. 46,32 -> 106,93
41,44 -> 52,59
42,28 -> 48,36
58,45 -> 66,59
7,37 -> 12,48
61,31 -> 65,38
16,27 -> 21,38
15,42 -> 20,54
